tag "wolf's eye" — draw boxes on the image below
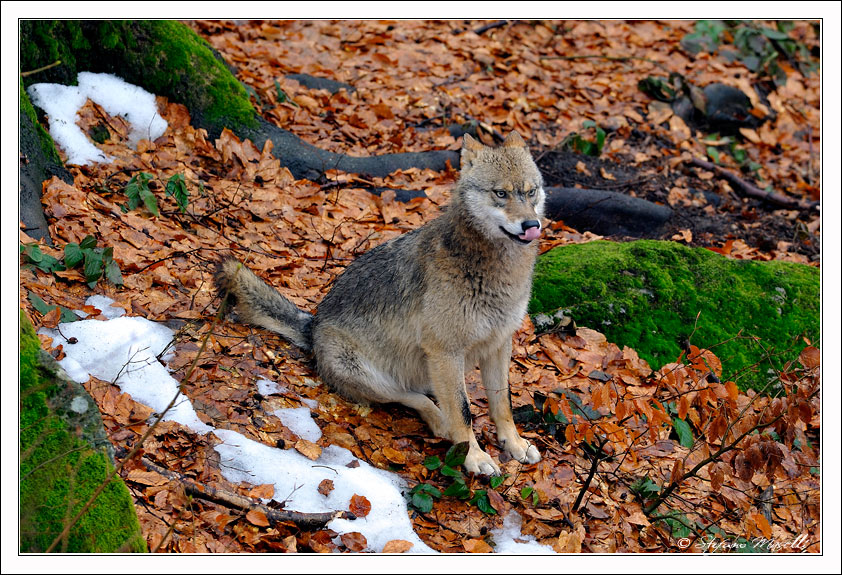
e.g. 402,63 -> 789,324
494,190 -> 507,199
526,189 -> 536,197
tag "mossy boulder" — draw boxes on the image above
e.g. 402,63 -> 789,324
20,20 -> 257,138
20,311 -> 145,553
529,240 -> 819,391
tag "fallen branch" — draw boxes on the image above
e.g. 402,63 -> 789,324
140,457 -> 351,529
688,157 -> 819,211
474,20 -> 508,35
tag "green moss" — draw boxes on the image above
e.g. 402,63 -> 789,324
20,79 -> 62,164
20,20 -> 257,138
19,311 -> 146,553
530,240 -> 820,391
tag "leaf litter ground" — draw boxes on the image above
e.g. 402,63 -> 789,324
22,20 -> 820,553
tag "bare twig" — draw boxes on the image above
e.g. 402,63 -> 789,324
139,457 -> 350,529
572,435 -> 609,512
21,59 -> 62,77
689,157 -> 819,211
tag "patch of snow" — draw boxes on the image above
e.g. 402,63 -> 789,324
256,377 -> 286,396
38,312 -> 210,433
491,511 -> 556,554
274,406 -> 322,442
73,294 -> 127,319
26,72 -> 167,165
213,432 -> 432,553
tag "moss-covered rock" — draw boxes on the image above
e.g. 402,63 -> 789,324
529,240 -> 819,391
20,20 -> 257,138
20,311 -> 145,553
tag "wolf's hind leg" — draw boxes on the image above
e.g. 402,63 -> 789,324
315,333 -> 449,439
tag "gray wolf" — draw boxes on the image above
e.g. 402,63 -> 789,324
216,131 -> 545,475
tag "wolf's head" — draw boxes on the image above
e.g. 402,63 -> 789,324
455,132 -> 546,245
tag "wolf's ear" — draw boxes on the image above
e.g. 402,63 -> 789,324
461,133 -> 484,169
502,131 -> 527,148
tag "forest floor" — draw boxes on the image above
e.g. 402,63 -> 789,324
21,20 -> 821,553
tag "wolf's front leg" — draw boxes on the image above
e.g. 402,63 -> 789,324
425,350 -> 501,476
479,338 -> 541,465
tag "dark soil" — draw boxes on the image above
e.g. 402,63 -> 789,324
536,139 -> 820,262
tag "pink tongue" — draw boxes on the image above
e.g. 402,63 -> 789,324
519,226 -> 541,241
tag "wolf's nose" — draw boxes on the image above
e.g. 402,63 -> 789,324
522,220 -> 541,231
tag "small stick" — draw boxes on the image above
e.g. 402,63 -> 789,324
474,20 -> 508,35
140,457 -> 352,529
689,157 -> 818,211
21,60 -> 62,77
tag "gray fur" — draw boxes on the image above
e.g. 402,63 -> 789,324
216,132 -> 546,475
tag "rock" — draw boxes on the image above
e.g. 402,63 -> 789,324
19,311 -> 145,552
529,240 -> 819,391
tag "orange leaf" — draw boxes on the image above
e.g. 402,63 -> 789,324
382,539 -> 413,553
349,494 -> 371,518
678,395 -> 689,420
294,438 -> 322,461
754,513 -> 772,539
725,381 -> 739,403
340,532 -> 367,552
246,509 -> 269,527
318,479 -> 335,496
463,538 -> 494,553
798,346 -> 820,369
248,483 -> 275,500
40,306 -> 62,329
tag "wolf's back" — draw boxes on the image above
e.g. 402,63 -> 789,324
215,258 -> 313,350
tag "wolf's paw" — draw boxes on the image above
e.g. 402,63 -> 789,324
464,447 -> 502,476
503,437 -> 542,465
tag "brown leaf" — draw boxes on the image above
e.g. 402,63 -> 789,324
294,438 -> 322,460
753,512 -> 772,539
349,494 -> 371,518
381,446 -> 407,465
553,528 -> 583,553
246,509 -> 270,527
248,483 -> 275,500
40,306 -> 62,329
382,539 -> 413,553
126,470 -> 168,486
798,346 -> 820,369
318,479 -> 335,497
340,532 -> 368,552
463,538 -> 494,553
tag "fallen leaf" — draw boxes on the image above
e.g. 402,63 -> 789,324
382,539 -> 413,553
248,483 -> 275,500
340,531 -> 368,552
463,538 -> 494,553
246,509 -> 270,527
318,479 -> 335,496
349,494 -> 371,518
294,438 -> 322,460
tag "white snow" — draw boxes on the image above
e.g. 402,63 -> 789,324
26,72 -> 167,165
256,377 -> 286,396
37,296 -> 557,554
491,511 -> 557,554
74,294 -> 127,319
213,432 -> 432,553
274,406 -> 322,442
39,314 -> 211,434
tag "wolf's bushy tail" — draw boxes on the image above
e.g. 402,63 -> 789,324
214,258 -> 313,350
